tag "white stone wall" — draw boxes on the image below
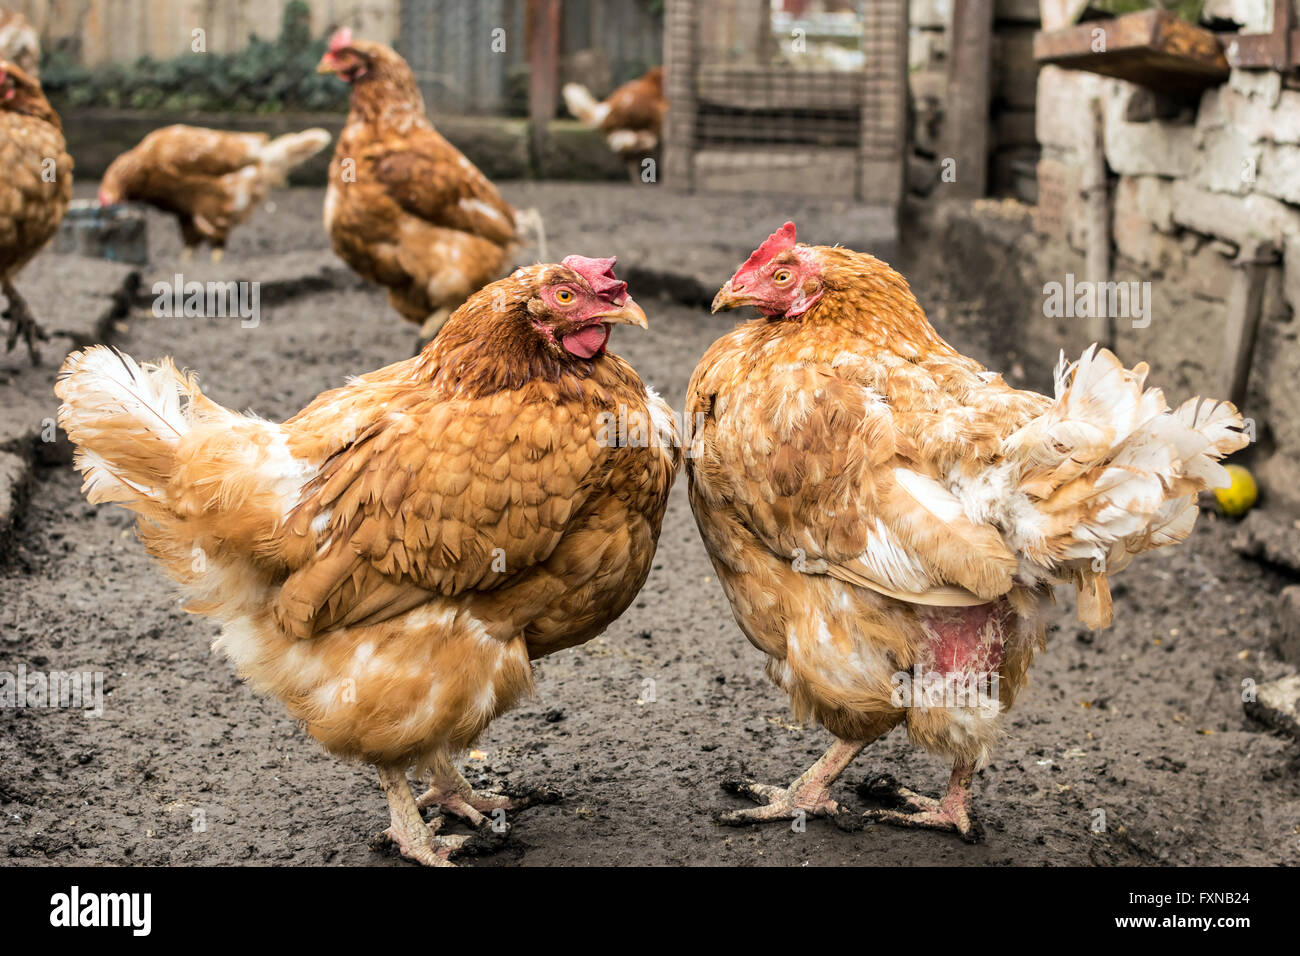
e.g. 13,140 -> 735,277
1034,57 -> 1300,507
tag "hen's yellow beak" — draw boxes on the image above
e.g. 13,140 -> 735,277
594,296 -> 648,329
711,280 -> 758,313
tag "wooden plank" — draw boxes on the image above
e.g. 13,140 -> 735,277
1220,0 -> 1295,69
945,0 -> 994,198
696,67 -> 864,110
1033,9 -> 1229,93
1220,241 -> 1281,407
692,148 -> 860,198
1083,97 -> 1112,350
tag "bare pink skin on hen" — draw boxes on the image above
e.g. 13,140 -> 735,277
556,254 -> 629,358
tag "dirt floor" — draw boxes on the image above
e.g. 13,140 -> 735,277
1,184 -> 1298,867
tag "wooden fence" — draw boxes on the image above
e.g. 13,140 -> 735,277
11,0 -> 663,115
398,0 -> 662,114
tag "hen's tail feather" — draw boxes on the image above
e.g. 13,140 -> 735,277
258,128 -> 332,186
1009,345 -> 1249,623
562,82 -> 607,128
55,346 -> 199,509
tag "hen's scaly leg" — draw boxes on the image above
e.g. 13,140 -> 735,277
210,247 -> 225,264
180,246 -> 195,264
374,764 -> 466,867
3,278 -> 48,365
416,753 -> 560,832
858,758 -> 982,843
717,737 -> 866,827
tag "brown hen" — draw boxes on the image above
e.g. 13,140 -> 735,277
98,124 -> 331,261
57,256 -> 680,866
0,60 -> 71,365
318,29 -> 527,339
0,9 -> 39,78
563,66 -> 667,181
692,222 -> 1249,840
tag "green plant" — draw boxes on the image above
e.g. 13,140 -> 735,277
40,2 -> 349,114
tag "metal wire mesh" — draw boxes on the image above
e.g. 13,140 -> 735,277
666,0 -> 905,200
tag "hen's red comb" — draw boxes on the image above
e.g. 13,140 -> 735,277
737,221 -> 797,276
329,27 -> 353,52
562,254 -> 628,303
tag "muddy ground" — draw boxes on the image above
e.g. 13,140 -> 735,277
1,184 -> 1298,867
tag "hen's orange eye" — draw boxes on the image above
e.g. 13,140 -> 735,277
555,289 -> 575,304
774,270 -> 793,284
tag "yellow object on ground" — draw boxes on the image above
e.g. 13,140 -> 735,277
1215,464 -> 1258,517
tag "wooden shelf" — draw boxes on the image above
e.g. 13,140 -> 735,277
1033,9 -> 1229,94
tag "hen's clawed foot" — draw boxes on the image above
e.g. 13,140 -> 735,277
857,763 -> 983,844
373,814 -> 466,868
377,763 -> 479,867
3,280 -> 48,365
716,776 -> 859,829
715,737 -> 869,829
416,765 -> 561,847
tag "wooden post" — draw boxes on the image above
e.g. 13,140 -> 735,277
527,0 -> 562,171
663,0 -> 698,191
1083,97 -> 1113,350
1220,241 -> 1280,407
944,0 -> 993,197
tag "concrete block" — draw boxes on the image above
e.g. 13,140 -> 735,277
1034,155 -> 1082,242
1183,242 -> 1236,301
1036,65 -> 1103,151
1244,674 -> 1300,741
1103,81 -> 1199,176
1113,201 -> 1183,271
1170,179 -> 1300,246
1191,125 -> 1260,195
1133,175 -> 1176,232
1113,176 -> 1182,269
1255,142 -> 1300,205
1232,508 -> 1300,574
1229,68 -> 1282,108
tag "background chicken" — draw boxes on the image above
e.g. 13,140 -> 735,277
56,255 -> 679,866
98,124 -> 331,262
0,8 -> 39,78
563,66 -> 666,182
692,222 -> 1249,840
0,60 -> 71,364
319,29 -> 538,341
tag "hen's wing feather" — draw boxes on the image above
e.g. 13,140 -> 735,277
693,359 -> 1017,605
273,386 -> 602,638
370,129 -> 517,244
142,126 -> 268,179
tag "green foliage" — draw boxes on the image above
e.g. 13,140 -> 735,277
40,1 -> 348,114
1088,0 -> 1206,22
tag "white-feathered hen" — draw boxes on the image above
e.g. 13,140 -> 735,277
692,222 -> 1250,839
